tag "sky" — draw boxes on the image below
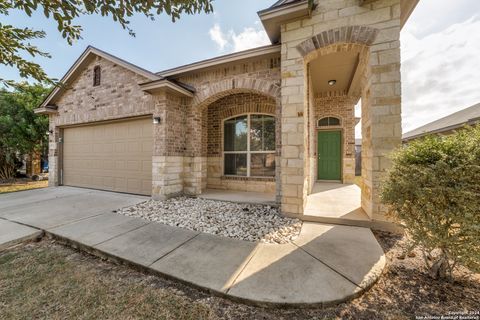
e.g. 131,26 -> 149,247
2,0 -> 480,134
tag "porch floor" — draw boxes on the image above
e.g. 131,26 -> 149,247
302,182 -> 371,227
198,189 -> 277,206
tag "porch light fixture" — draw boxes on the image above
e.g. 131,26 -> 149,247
328,79 -> 337,86
153,117 -> 161,124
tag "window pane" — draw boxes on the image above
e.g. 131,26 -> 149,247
250,115 -> 275,151
328,117 -> 340,126
318,117 -> 329,126
224,153 -> 247,176
250,153 -> 276,177
224,116 -> 247,151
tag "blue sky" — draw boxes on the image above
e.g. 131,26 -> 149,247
2,0 -> 480,133
1,0 -> 272,78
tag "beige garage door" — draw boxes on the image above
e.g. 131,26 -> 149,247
63,118 -> 152,195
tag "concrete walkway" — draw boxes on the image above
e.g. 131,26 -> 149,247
0,187 -> 385,306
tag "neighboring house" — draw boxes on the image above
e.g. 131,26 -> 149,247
355,138 -> 362,176
35,0 -> 419,225
403,103 -> 480,141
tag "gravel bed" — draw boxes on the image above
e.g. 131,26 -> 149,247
116,196 -> 302,244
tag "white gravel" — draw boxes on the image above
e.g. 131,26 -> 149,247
115,196 -> 302,244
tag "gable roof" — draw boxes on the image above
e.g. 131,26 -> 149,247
38,46 -> 162,109
403,103 -> 480,140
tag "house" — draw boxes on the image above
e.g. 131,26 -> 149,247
403,103 -> 480,141
35,0 -> 419,227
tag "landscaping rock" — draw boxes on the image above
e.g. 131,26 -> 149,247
116,197 -> 302,244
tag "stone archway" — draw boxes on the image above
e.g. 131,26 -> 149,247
192,77 -> 281,109
296,25 -> 379,58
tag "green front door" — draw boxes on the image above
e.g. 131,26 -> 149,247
317,131 -> 341,180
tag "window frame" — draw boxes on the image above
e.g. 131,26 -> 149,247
317,116 -> 341,128
223,113 -> 276,178
93,65 -> 101,87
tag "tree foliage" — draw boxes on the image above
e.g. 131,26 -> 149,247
381,127 -> 480,279
0,0 -> 214,86
0,83 -> 50,180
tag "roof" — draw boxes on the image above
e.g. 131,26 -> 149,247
269,0 -> 303,9
403,103 -> 480,140
157,44 -> 281,77
258,0 -> 309,44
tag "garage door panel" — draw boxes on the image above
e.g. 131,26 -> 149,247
63,118 -> 152,195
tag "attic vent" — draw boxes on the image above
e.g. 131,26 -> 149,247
93,65 -> 101,87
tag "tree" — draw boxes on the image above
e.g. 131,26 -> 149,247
0,0 -> 214,87
0,83 -> 50,180
381,127 -> 480,279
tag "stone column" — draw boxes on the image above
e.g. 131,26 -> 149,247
361,25 -> 402,221
280,42 -> 307,216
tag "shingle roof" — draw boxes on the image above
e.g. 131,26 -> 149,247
270,0 -> 303,8
403,103 -> 480,140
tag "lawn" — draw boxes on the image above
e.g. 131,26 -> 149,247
1,235 -> 478,319
0,180 -> 48,194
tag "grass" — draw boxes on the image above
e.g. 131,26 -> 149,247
0,180 -> 48,194
0,236 -> 479,319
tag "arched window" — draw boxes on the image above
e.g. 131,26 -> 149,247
93,66 -> 101,86
318,116 -> 340,127
223,114 -> 275,177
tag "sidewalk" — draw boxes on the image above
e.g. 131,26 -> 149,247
0,187 -> 386,306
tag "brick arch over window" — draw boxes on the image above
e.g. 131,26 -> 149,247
296,25 -> 379,58
204,93 -> 277,157
193,78 -> 281,109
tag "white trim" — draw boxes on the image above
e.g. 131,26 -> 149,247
157,45 -> 281,77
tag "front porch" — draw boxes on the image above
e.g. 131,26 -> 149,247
302,182 -> 401,232
304,182 -> 369,226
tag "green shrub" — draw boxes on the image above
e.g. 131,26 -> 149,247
381,126 -> 480,279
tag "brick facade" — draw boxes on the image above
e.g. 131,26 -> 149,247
309,94 -> 357,186
45,0 -> 407,226
47,56 -> 155,187
204,93 -> 277,193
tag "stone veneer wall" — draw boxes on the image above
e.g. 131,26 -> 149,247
280,0 -> 403,221
310,94 -> 357,185
204,93 -> 277,193
48,56 -> 155,187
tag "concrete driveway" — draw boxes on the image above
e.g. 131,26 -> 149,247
0,186 -> 148,229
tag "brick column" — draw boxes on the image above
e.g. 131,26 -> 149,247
151,92 -> 187,200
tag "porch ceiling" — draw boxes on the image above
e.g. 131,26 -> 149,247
309,51 -> 360,96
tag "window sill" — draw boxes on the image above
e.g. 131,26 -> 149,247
221,176 -> 275,182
